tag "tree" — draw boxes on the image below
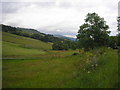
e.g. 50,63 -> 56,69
30,33 -> 42,40
108,36 -> 117,49
52,41 -> 69,50
77,13 -> 110,51
68,41 -> 78,50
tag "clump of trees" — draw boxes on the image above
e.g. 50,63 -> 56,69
52,40 -> 78,50
77,13 -> 112,51
52,41 -> 69,50
1,24 -> 18,34
108,36 -> 117,49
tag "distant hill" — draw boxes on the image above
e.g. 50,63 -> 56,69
1,24 -> 71,43
17,27 -> 46,36
54,35 -> 76,41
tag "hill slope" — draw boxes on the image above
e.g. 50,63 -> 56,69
1,24 -> 69,43
2,32 -> 52,58
3,32 -> 52,50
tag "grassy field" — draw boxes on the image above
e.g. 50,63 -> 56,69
2,32 -> 118,88
2,32 -> 52,50
2,32 -> 52,59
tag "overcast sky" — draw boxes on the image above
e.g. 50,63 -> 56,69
1,0 -> 119,38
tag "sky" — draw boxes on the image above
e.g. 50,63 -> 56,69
1,0 -> 119,38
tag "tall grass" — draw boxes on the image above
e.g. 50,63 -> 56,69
63,48 -> 118,88
2,41 -> 45,58
3,48 -> 118,88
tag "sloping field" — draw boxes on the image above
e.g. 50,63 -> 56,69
2,41 -> 46,58
2,32 -> 52,59
2,32 -> 52,50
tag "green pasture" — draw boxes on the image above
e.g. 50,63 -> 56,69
2,32 -> 52,50
3,48 -> 118,88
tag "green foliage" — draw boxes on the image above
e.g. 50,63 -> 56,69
77,13 -> 110,50
52,41 -> 78,50
52,41 -> 69,50
108,36 -> 117,49
65,41 -> 78,50
30,33 -> 43,40
63,48 -> 118,88
1,24 -> 18,34
42,34 -> 64,42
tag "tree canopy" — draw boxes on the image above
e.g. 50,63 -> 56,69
77,13 -> 110,51
52,40 -> 78,50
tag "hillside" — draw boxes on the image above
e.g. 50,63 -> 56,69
2,32 -> 52,59
17,27 -> 45,35
1,24 -> 71,43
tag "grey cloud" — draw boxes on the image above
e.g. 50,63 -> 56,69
2,2 -> 18,14
2,2 -> 56,14
58,2 -> 73,8
37,22 -> 78,35
35,2 -> 56,7
2,2 -> 30,14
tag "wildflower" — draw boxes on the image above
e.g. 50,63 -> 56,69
87,71 -> 90,73
95,64 -> 98,67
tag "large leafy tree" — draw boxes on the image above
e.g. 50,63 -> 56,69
77,13 -> 110,50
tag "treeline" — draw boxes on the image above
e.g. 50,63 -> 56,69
52,35 -> 117,50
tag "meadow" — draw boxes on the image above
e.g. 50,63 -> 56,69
2,32 -> 118,88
